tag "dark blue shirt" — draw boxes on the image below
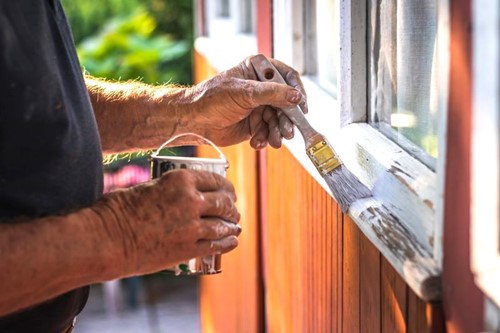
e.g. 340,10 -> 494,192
0,0 -> 103,331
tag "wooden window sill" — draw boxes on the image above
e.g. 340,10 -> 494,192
195,40 -> 442,302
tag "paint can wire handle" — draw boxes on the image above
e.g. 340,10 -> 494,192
152,132 -> 227,163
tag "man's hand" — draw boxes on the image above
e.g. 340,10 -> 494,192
186,55 -> 308,149
87,54 -> 307,153
91,169 -> 241,276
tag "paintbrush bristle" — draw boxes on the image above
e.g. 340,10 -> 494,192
323,166 -> 371,213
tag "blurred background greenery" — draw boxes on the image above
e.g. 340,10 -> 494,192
62,0 -> 194,85
61,0 -> 195,167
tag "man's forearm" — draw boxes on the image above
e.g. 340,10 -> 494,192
0,207 -> 125,316
85,76 -> 197,153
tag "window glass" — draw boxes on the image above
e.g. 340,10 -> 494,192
315,0 -> 339,95
216,0 -> 230,17
302,0 -> 339,96
205,0 -> 255,38
368,0 -> 439,168
239,0 -> 255,33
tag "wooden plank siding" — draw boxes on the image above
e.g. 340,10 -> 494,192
193,50 -> 445,333
194,50 -> 263,333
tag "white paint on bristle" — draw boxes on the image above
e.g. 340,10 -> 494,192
324,166 -> 371,212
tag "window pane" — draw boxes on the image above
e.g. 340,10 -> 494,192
368,0 -> 439,167
239,0 -> 255,34
316,0 -> 340,94
216,0 -> 230,17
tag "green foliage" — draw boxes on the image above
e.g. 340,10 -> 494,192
61,0 -> 142,44
146,0 -> 194,42
61,0 -> 194,85
61,0 -> 195,166
77,9 -> 191,84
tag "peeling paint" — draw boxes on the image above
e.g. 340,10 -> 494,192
362,206 -> 429,262
388,165 -> 419,196
423,199 -> 434,210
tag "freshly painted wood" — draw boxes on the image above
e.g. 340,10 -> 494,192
408,289 -> 446,333
429,302 -> 446,333
263,146 -> 341,333
408,289 -> 428,333
194,50 -> 262,333
360,232 -> 381,333
381,257 -> 407,333
343,215 -> 360,333
336,205 -> 343,333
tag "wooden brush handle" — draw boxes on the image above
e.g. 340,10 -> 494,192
250,55 -> 319,143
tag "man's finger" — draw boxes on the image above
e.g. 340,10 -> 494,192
197,219 -> 242,240
262,106 -> 282,148
278,111 -> 295,140
247,80 -> 301,110
197,236 -> 239,254
200,192 -> 239,223
249,121 -> 269,150
184,170 -> 234,193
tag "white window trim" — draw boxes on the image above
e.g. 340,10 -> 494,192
274,0 -> 449,301
205,0 -> 253,38
199,0 -> 258,72
471,0 -> 500,313
194,35 -> 257,73
197,0 -> 448,302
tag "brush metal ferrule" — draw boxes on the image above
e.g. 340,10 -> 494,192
306,140 -> 342,176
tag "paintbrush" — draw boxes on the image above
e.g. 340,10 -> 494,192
250,55 -> 371,212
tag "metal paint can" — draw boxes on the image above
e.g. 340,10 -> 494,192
150,133 -> 229,275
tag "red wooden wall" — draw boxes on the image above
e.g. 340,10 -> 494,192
191,0 -> 487,331
194,51 -> 264,333
442,0 -> 484,332
262,145 -> 443,333
194,43 -> 444,329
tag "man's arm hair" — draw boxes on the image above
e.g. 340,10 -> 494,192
85,76 -> 197,153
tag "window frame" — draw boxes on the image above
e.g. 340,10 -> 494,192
197,0 -> 258,72
471,0 -> 500,311
273,0 -> 449,301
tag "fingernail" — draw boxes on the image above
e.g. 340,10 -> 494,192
235,224 -> 242,236
287,89 -> 301,103
254,140 -> 266,149
284,126 -> 294,140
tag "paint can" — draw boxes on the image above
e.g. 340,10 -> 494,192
150,133 -> 229,275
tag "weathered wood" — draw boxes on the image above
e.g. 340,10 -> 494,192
338,124 -> 437,248
350,198 -> 441,302
339,0 -> 367,125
